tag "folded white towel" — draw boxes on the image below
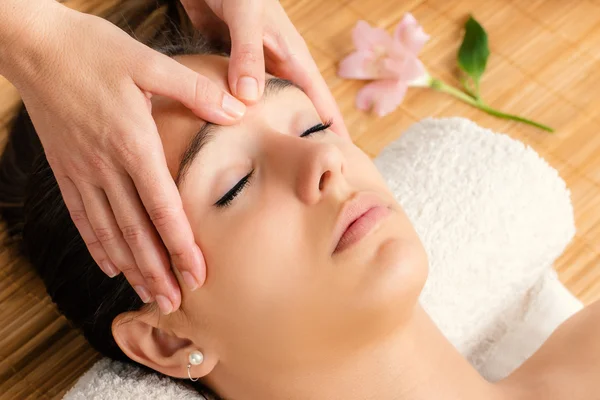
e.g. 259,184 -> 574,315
64,117 -> 581,399
374,117 -> 581,380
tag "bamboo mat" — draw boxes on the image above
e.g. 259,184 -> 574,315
1,0 -> 599,398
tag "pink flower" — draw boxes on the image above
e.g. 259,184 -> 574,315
393,13 -> 430,55
338,14 -> 430,116
356,80 -> 408,117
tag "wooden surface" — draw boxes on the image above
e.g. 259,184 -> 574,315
1,0 -> 599,398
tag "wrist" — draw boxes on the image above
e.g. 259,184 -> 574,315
0,0 -> 64,82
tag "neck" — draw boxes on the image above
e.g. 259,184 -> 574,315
227,305 -> 507,400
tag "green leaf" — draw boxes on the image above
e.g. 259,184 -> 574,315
458,15 -> 490,95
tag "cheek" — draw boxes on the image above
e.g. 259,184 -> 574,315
186,142 -> 427,365
342,144 -> 394,199
195,193 -> 368,366
196,194 -> 320,336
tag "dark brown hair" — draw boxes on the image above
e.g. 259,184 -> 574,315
0,1 -> 227,398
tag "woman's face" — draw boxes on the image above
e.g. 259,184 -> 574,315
141,54 -> 427,387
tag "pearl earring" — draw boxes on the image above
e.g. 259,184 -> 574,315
187,350 -> 204,382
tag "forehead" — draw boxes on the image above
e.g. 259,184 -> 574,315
150,54 -> 242,178
150,54 -> 303,181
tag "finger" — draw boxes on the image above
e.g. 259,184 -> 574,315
77,181 -> 154,304
133,50 -> 246,125
264,22 -> 349,138
294,62 -> 350,139
56,175 -> 120,278
103,173 -> 183,315
121,132 -> 206,294
270,46 -> 348,138
223,0 -> 266,103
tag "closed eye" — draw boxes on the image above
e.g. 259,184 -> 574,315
214,120 -> 333,208
300,120 -> 333,138
214,170 -> 254,208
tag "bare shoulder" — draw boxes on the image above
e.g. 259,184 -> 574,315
499,300 -> 600,400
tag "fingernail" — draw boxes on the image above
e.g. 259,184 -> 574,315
222,94 -> 246,118
134,285 -> 152,303
236,76 -> 259,102
102,261 -> 119,278
156,295 -> 173,315
182,271 -> 199,291
194,246 -> 206,286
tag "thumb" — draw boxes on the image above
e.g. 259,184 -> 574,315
223,0 -> 266,103
134,51 -> 246,125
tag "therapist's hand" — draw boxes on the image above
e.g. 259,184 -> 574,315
180,0 -> 349,137
6,3 -> 247,314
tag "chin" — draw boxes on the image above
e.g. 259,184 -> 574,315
346,239 -> 427,343
366,234 -> 429,321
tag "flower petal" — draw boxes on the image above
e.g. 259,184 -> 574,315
352,20 -> 393,51
338,51 -> 378,79
352,20 -> 374,50
382,56 -> 427,81
394,13 -> 430,54
356,80 -> 408,117
407,60 -> 431,87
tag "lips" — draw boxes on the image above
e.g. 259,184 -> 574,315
331,192 -> 391,254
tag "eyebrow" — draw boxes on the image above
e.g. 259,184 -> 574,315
175,77 -> 301,186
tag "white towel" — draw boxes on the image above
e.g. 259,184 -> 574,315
374,117 -> 581,380
64,117 -> 582,399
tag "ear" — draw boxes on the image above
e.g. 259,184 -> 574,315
111,309 -> 218,380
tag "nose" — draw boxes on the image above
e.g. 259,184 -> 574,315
296,141 -> 345,204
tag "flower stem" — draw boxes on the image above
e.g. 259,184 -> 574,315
429,79 -> 554,132
475,103 -> 554,132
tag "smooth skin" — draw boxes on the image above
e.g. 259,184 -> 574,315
0,0 -> 346,314
113,53 -> 433,400
112,54 -> 600,400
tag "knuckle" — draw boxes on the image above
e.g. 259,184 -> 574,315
147,205 -> 179,229
116,141 -> 146,167
193,75 -> 213,104
94,226 -> 116,243
285,32 -> 309,61
84,238 -> 102,249
120,224 -> 146,245
118,263 -> 138,275
69,209 -> 88,224
169,248 -> 193,270
168,246 -> 187,260
140,270 -> 168,287
69,162 -> 87,178
235,44 -> 260,66
94,256 -> 108,266
114,123 -> 156,159
269,29 -> 307,62
88,154 -> 112,173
